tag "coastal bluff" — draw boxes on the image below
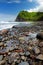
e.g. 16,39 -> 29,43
15,11 -> 43,21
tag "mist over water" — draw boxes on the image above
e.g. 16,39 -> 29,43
0,21 -> 19,30
0,21 -> 33,30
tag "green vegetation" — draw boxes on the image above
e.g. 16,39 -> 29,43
16,11 -> 43,21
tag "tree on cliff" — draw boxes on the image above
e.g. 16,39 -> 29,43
15,11 -> 43,21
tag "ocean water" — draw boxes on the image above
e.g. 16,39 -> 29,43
0,21 -> 37,39
0,21 -> 33,30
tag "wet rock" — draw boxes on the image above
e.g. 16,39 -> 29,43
14,45 -> 19,50
36,32 -> 43,40
1,29 -> 8,34
8,36 -> 14,39
25,51 -> 30,56
17,59 -> 21,64
11,52 -> 18,58
19,40 -> 25,44
0,42 -> 4,46
27,46 -> 33,51
0,36 -> 2,42
0,55 -> 3,61
19,52 -> 25,56
14,59 -> 17,63
18,62 -> 29,65
6,47 -> 14,52
0,48 -> 9,55
2,37 -> 8,41
9,53 -> 19,63
40,47 -> 43,54
36,54 -> 43,61
12,62 -> 15,65
4,44 -> 7,47
11,52 -> 20,60
28,32 -> 37,39
23,32 -> 29,36
39,42 -> 43,47
8,52 -> 11,55
0,31 -> 2,35
19,36 -> 25,41
6,40 -> 19,48
33,46 -> 40,54
21,56 -> 26,60
29,39 -> 39,46
19,36 -> 29,42
7,56 -> 14,64
30,55 -> 36,59
0,60 -> 6,65
15,49 -> 23,52
14,40 -> 19,45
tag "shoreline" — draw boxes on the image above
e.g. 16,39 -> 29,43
0,21 -> 43,31
0,22 -> 43,65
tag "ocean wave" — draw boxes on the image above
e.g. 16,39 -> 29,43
0,21 -> 18,30
0,21 -> 32,30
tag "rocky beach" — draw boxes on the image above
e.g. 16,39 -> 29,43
0,22 -> 43,65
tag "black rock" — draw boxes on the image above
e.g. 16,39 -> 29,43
36,32 -> 43,40
0,36 -> 2,42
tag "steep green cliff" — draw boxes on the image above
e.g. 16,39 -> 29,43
16,11 -> 43,21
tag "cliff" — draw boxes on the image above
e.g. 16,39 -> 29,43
16,11 -> 43,21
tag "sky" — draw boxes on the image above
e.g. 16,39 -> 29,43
0,0 -> 43,21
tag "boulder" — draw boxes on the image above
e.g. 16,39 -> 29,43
36,32 -> 43,40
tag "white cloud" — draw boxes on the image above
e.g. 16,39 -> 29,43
10,0 -> 21,3
27,7 -> 39,12
27,0 -> 43,12
0,13 -> 16,21
13,0 -> 21,3
36,0 -> 43,4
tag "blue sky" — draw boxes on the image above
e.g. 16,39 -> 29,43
0,1 -> 38,15
0,0 -> 43,21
